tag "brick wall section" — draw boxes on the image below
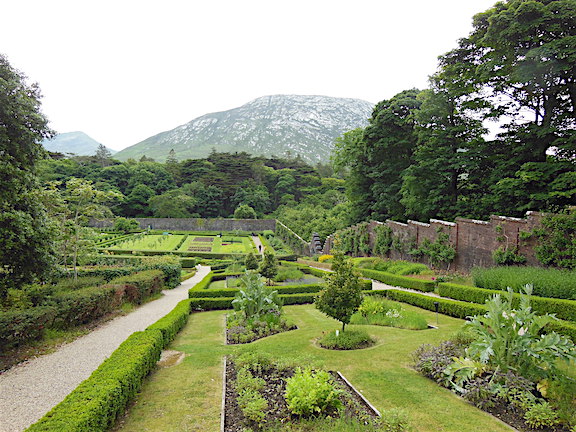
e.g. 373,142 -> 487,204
322,211 -> 545,272
90,218 -> 277,232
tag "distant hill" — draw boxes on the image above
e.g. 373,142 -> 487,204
42,132 -> 116,156
114,95 -> 374,163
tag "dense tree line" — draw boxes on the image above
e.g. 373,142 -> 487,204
38,150 -> 350,239
334,0 -> 575,224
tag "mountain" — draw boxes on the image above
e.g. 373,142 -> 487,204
42,131 -> 116,156
114,95 -> 374,163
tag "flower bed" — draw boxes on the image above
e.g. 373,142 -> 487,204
223,354 -> 384,432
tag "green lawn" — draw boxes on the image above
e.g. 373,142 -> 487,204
110,234 -> 185,251
116,304 -> 513,432
178,235 -> 255,254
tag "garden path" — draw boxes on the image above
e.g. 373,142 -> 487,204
251,235 -> 264,255
0,265 -> 211,432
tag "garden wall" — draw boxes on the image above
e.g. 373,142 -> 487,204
322,211 -> 544,272
90,218 -> 277,232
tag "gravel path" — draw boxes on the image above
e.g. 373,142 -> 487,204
0,265 -> 211,432
251,235 -> 264,255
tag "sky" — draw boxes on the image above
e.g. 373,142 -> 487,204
2,0 -> 498,151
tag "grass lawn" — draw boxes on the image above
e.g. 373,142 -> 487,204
178,235 -> 255,254
116,304 -> 513,432
110,234 -> 185,251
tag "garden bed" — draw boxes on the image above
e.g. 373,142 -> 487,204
223,357 -> 381,432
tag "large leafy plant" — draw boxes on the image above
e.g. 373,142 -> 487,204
464,285 -> 576,380
232,271 -> 281,320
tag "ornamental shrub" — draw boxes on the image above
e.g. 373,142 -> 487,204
315,253 -> 363,332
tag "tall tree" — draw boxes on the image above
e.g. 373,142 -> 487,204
94,143 -> 113,167
0,54 -> 56,299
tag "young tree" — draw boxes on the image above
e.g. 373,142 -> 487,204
315,253 -> 363,332
94,143 -> 113,167
244,252 -> 260,270
0,54 -> 57,300
258,250 -> 278,285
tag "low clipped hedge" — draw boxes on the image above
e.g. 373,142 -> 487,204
189,284 -> 325,299
27,330 -> 164,432
109,270 -> 164,304
146,299 -> 191,346
438,283 -> 576,323
358,269 -> 435,292
0,307 -> 56,349
383,289 -> 487,319
384,289 -> 576,343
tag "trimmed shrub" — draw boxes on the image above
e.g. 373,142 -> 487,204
384,290 -> 487,319
0,307 -> 56,349
109,270 -> 164,304
27,330 -> 164,432
438,283 -> 576,322
136,256 -> 181,289
52,276 -> 107,293
147,299 -> 191,346
358,268 -> 435,292
50,285 -> 118,328
190,297 -> 234,310
471,266 -> 576,300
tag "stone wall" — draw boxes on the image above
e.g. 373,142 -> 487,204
322,211 -> 544,272
90,218 -> 277,232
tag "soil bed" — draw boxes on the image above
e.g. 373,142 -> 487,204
223,358 -> 380,432
483,402 -> 571,432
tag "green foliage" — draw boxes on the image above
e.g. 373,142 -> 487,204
0,54 -> 57,300
234,204 -> 257,219
315,254 -> 363,332
27,330 -> 164,432
465,286 -> 576,380
273,267 -> 304,282
244,252 -> 259,270
50,285 -> 119,328
351,296 -> 428,330
523,401 -> 560,429
113,217 -> 140,233
232,272 -> 281,320
491,246 -> 527,266
384,289 -> 487,320
234,367 -> 268,425
0,307 -> 55,349
472,266 -> 576,300
437,282 -> 576,323
284,368 -> 343,416
109,270 -> 164,304
373,225 -> 393,256
146,299 -> 191,346
357,268 -> 435,292
258,250 -> 278,284
318,329 -> 374,350
414,230 -> 456,269
534,211 -> 576,270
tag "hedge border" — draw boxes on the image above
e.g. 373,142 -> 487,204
358,268 -> 435,292
438,283 -> 576,323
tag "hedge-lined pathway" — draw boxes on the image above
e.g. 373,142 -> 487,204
0,265 -> 211,432
251,235 -> 264,255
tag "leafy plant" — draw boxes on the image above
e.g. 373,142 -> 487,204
315,253 -> 363,332
533,211 -> 576,270
492,246 -> 527,266
523,401 -> 560,429
318,329 -> 374,350
232,272 -> 282,320
244,252 -> 259,271
465,285 -> 576,380
284,368 -> 342,416
258,250 -> 278,285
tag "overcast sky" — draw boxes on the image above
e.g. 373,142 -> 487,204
2,0 -> 497,151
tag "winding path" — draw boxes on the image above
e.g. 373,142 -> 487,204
0,265 -> 211,432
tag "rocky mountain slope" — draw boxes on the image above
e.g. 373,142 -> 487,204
114,95 -> 373,163
42,131 -> 116,156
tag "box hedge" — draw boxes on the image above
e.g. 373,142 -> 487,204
50,285 -> 119,328
383,289 -> 487,319
358,269 -> 435,292
438,283 -> 576,323
27,330 -> 164,432
146,299 -> 192,346
109,270 -> 164,304
0,307 -> 56,349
